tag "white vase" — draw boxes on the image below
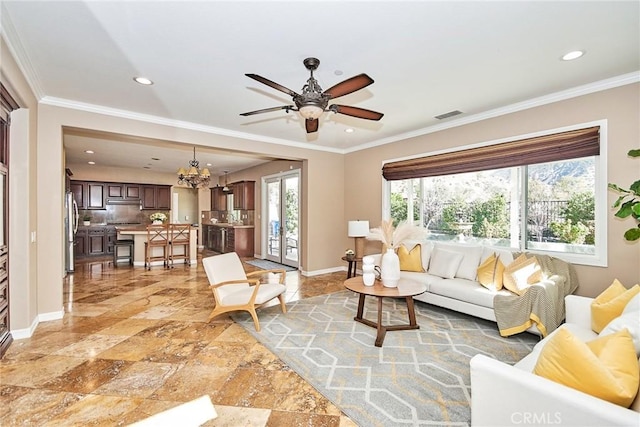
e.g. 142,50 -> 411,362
380,248 -> 400,288
152,220 -> 162,225
362,272 -> 376,286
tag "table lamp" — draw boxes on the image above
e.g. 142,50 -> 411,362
348,220 -> 370,259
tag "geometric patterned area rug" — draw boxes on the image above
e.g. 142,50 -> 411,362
244,259 -> 297,272
233,290 -> 539,427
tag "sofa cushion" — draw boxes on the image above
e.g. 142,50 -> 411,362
533,327 -> 639,408
503,254 -> 542,296
436,243 -> 483,281
591,279 -> 640,333
427,277 -> 507,308
398,243 -> 425,272
428,247 -> 463,279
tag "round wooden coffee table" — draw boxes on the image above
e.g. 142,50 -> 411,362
343,276 -> 427,347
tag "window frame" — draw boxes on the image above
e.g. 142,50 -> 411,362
381,120 -> 608,267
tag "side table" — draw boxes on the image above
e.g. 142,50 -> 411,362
341,256 -> 362,279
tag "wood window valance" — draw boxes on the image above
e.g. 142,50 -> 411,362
382,126 -> 600,181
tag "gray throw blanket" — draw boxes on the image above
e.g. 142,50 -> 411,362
493,253 -> 579,337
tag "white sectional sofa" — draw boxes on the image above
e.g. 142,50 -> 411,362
470,294 -> 640,426
372,241 -> 576,336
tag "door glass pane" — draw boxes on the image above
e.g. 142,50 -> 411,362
266,180 -> 280,258
283,175 -> 299,263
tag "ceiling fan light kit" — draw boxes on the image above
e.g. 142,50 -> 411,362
241,57 -> 383,134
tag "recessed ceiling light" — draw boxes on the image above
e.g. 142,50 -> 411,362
345,128 -> 354,133
334,70 -> 343,76
87,161 -> 95,165
84,150 -> 94,154
133,76 -> 154,85
206,163 -> 212,167
562,50 -> 584,61
143,166 -> 151,169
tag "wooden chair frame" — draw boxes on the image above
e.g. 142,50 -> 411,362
168,223 -> 191,267
145,224 -> 169,270
204,255 -> 287,331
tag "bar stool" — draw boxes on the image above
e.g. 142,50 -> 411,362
145,224 -> 169,270
168,223 -> 191,267
113,239 -> 134,267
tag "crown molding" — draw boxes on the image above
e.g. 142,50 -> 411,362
344,71 -> 640,154
40,96 -> 344,154
0,7 -> 45,100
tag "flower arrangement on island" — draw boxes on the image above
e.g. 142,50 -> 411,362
345,249 -> 355,259
150,212 -> 167,223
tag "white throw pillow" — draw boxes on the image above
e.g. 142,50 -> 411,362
428,248 -> 463,279
436,243 -> 483,281
600,312 -> 640,357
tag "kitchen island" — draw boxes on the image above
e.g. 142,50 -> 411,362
115,225 -> 198,267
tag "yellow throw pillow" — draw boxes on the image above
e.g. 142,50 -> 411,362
591,280 -> 640,333
477,253 -> 505,291
398,244 -> 424,272
477,254 -> 496,287
534,328 -> 639,408
503,254 -> 542,295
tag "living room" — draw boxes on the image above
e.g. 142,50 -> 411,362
1,1 -> 639,425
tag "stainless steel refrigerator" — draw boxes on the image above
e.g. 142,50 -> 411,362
65,191 -> 78,272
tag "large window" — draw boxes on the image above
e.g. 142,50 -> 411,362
384,123 -> 607,266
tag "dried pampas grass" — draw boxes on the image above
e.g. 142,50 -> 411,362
367,220 -> 427,249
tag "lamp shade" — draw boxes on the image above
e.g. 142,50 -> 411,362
348,220 -> 370,237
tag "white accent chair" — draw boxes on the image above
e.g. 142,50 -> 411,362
202,252 -> 287,331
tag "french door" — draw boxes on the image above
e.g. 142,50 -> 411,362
264,171 -> 299,268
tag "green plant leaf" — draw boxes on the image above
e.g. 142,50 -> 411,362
612,195 -> 627,208
624,227 -> 640,241
615,201 -> 634,218
629,180 -> 640,194
628,149 -> 640,157
632,203 -> 640,216
608,183 -> 629,194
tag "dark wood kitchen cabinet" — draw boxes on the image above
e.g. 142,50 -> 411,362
74,229 -> 87,257
70,181 -> 105,209
210,186 -> 227,211
88,228 -> 106,255
141,185 -> 171,210
232,181 -> 255,210
105,183 -> 140,202
75,226 -> 118,259
70,181 -> 86,209
87,182 -> 105,209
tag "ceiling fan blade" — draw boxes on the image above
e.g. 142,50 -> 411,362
245,74 -> 299,97
305,118 -> 319,133
240,105 -> 295,116
324,74 -> 374,99
330,104 -> 384,121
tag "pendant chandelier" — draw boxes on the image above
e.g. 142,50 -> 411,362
177,147 -> 211,188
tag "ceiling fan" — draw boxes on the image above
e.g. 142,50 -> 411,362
240,57 -> 384,134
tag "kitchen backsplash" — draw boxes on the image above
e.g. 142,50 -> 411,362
80,205 -> 170,224
201,210 -> 254,225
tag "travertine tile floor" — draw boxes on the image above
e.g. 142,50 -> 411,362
1,251 -> 356,426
